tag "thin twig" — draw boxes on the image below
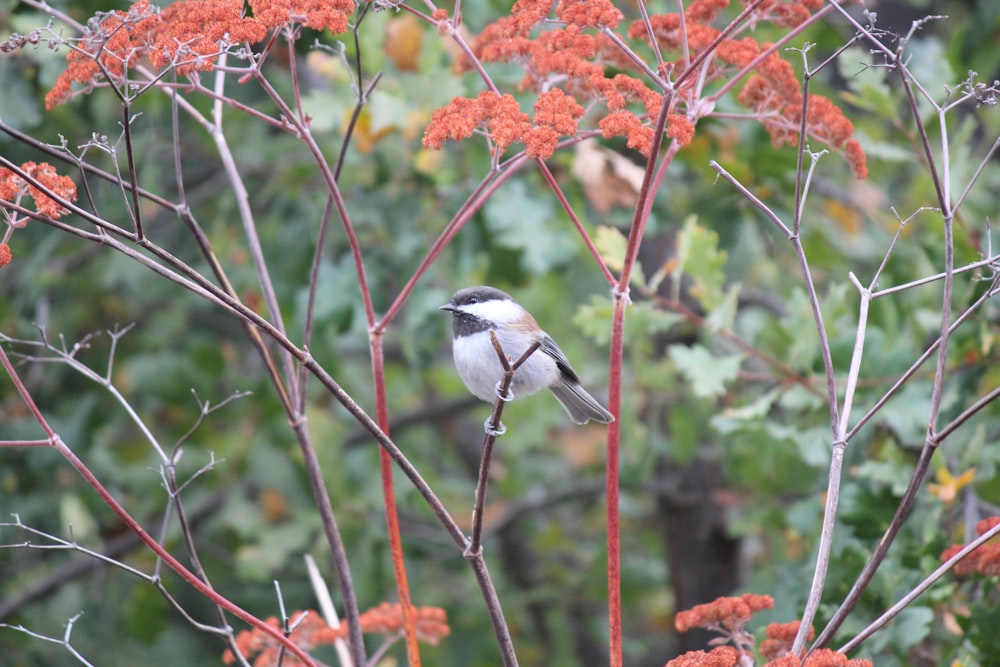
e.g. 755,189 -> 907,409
0,348 -> 320,667
0,612 -> 95,667
467,334 -> 542,555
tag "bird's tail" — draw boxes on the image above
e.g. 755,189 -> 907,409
550,382 -> 615,425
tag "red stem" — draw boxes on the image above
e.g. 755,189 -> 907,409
370,334 -> 422,665
535,158 -> 615,286
599,88 -> 679,664
605,295 -> 626,667
375,155 -> 530,334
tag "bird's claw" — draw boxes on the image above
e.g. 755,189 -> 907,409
495,382 -> 513,402
484,419 -> 506,436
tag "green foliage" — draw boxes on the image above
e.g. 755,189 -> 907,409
959,598 -> 1000,661
668,345 -> 742,399
3,1 -> 1000,666
482,179 -> 575,274
671,215 -> 728,310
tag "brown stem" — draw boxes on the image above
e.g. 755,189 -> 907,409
467,334 -> 541,555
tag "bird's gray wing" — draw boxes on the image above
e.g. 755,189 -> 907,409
539,334 -> 581,383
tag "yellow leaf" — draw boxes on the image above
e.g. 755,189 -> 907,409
348,108 -> 395,153
385,14 -> 423,72
928,466 -> 976,503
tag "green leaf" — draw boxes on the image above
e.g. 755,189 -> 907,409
669,344 -> 742,398
840,48 -> 899,117
853,458 -> 914,497
720,386 -> 782,421
878,605 -> 934,654
0,60 -> 42,128
903,37 -> 955,120
368,89 -> 413,133
704,282 -> 741,333
594,225 -> 643,287
594,225 -> 627,273
59,493 -> 99,545
877,384 -> 931,446
672,215 -> 728,310
574,296 -> 615,346
125,584 -> 170,643
626,301 -> 685,340
575,297 -> 684,351
301,89 -> 355,133
960,599 -> 1000,658
792,426 -> 835,468
483,180 -> 575,273
298,257 -> 364,334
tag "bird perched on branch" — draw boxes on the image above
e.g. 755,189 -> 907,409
440,286 -> 614,426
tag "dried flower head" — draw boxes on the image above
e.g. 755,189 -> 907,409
941,516 -> 1000,577
222,610 -> 338,667
423,88 -> 585,159
976,516 -> 1000,536
0,162 -> 78,219
46,0 -> 161,109
760,621 -> 813,660
666,646 -> 741,667
761,648 -> 873,667
428,0 -> 864,173
149,0 -> 267,75
223,604 -> 450,666
250,0 -> 355,36
674,593 -> 774,633
46,0 -> 355,108
359,602 -> 451,645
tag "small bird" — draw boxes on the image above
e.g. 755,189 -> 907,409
440,286 -> 614,426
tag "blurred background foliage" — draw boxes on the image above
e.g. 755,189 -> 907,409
2,0 -> 1000,665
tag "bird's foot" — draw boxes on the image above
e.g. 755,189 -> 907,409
495,382 -> 514,402
484,419 -> 507,437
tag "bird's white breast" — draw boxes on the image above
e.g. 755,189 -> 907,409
452,329 -> 558,402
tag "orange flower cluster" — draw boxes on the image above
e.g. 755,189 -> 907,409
0,243 -> 12,268
466,0 -> 622,55
45,0 -> 160,109
450,0 -> 674,156
628,0 -> 822,65
222,604 -> 450,666
763,648 -> 872,667
628,0 -> 865,177
223,610 -> 338,667
667,603 -> 872,667
665,646 -> 741,667
736,46 -> 867,178
426,0 -> 865,173
674,593 -> 774,633
46,0 -> 354,109
422,89 -> 585,159
940,516 -> 1000,576
250,0 -> 351,36
0,161 -> 78,219
358,601 -> 451,645
598,110 -> 694,154
152,0 -> 269,75
760,620 -> 813,660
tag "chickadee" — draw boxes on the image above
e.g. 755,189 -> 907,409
440,286 -> 614,425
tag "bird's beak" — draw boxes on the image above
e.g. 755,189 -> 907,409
439,303 -> 456,312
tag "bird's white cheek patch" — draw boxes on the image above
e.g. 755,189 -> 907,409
459,299 -> 518,324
